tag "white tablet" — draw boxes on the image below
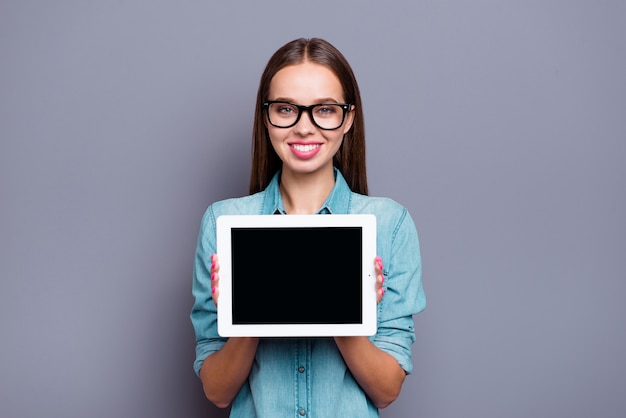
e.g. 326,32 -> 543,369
216,214 -> 377,337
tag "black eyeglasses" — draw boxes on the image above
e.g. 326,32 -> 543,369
263,101 -> 351,130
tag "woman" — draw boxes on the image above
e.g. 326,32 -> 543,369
191,37 -> 425,417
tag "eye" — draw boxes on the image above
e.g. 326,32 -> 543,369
315,105 -> 339,116
276,104 -> 297,114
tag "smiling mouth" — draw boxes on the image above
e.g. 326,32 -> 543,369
290,143 -> 320,152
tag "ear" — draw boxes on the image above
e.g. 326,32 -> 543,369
342,105 -> 355,134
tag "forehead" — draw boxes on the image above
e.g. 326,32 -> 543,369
268,62 -> 344,102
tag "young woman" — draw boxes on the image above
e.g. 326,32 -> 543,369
191,38 -> 426,417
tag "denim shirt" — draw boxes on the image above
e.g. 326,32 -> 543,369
191,169 -> 426,417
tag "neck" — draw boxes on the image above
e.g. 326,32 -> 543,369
279,166 -> 335,214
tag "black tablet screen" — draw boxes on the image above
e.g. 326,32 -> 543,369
230,227 -> 363,325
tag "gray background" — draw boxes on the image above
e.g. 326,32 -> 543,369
1,1 -> 624,417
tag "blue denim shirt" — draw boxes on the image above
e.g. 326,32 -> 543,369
191,169 -> 425,417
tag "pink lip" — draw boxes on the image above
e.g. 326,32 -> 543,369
289,142 -> 322,160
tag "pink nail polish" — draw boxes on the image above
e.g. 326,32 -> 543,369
211,287 -> 216,294
375,257 -> 383,269
211,273 -> 216,281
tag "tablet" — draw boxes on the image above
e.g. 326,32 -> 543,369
216,214 -> 377,337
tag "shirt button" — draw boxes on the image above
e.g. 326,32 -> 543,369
299,408 -> 306,416
298,366 -> 305,373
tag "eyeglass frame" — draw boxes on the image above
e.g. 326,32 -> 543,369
262,100 -> 352,131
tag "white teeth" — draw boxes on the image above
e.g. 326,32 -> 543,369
291,144 -> 320,152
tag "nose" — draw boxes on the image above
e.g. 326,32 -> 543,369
293,109 -> 316,135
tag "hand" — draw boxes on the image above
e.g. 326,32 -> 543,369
210,254 -> 220,307
375,256 -> 385,304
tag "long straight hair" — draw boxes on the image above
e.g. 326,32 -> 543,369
248,38 -> 368,195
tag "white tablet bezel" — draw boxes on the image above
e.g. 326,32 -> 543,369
216,214 -> 377,337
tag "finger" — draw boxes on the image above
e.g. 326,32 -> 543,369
376,273 -> 385,288
212,285 -> 220,308
374,255 -> 383,274
376,273 -> 385,304
374,256 -> 385,304
210,254 -> 220,273
210,255 -> 220,307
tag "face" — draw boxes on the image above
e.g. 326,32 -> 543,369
266,62 -> 354,179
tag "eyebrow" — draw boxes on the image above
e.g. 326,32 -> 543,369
270,97 -> 342,104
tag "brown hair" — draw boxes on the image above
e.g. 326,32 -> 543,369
248,38 -> 368,195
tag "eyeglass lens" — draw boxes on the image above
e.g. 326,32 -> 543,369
267,103 -> 345,130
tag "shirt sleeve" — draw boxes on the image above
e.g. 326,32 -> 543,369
371,207 -> 426,374
190,205 -> 227,376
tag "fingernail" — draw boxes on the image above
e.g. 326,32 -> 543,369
211,287 -> 216,294
375,257 -> 383,269
211,273 -> 216,281
211,262 -> 216,270
381,288 -> 385,297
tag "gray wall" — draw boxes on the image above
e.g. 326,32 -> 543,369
1,1 -> 624,417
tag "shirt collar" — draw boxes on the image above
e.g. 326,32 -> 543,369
261,167 -> 353,215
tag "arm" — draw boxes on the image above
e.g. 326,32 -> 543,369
334,336 -> 406,408
191,208 -> 260,408
199,254 -> 258,408
337,208 -> 425,408
199,337 -> 259,408
334,256 -> 404,408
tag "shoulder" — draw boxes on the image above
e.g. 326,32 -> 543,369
199,191 -> 267,229
210,192 -> 265,216
351,194 -> 410,221
350,193 -> 418,239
